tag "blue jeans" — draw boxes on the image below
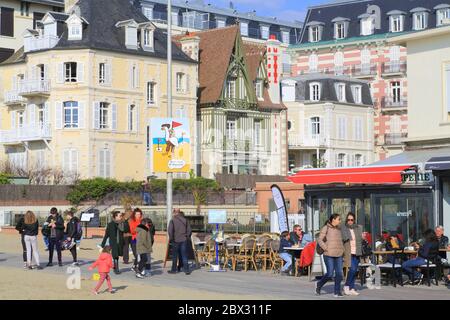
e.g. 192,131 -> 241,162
171,241 -> 189,273
279,252 -> 292,272
142,192 -> 152,205
317,256 -> 344,295
402,257 -> 426,280
345,255 -> 360,289
43,236 -> 49,250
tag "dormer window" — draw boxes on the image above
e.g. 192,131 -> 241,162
309,82 -> 321,101
240,21 -> 249,37
435,4 -> 450,26
351,85 -> 362,104
115,20 -> 139,50
335,83 -> 346,102
359,14 -> 374,36
66,13 -> 85,41
332,17 -> 349,40
387,11 -> 405,33
307,22 -> 324,43
260,24 -> 270,40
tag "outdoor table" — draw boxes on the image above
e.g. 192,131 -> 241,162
283,247 -> 304,276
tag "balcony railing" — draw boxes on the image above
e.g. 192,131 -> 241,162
382,61 -> 407,75
223,139 -> 250,152
3,91 -> 26,105
0,124 -> 52,144
352,63 -> 377,77
384,133 -> 407,145
382,97 -> 408,109
18,79 -> 51,96
24,35 -> 59,53
289,135 -> 327,148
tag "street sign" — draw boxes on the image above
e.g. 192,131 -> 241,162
208,210 -> 227,224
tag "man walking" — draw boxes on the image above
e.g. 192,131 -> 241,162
168,209 -> 192,275
141,177 -> 153,206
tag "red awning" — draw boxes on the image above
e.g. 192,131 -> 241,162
288,165 -> 414,185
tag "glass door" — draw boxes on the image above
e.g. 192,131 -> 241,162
312,198 -> 328,234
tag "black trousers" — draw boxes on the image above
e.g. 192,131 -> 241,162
48,238 -> 62,263
138,253 -> 147,273
123,237 -> 131,263
131,241 -> 138,266
69,245 -> 77,262
21,234 -> 27,262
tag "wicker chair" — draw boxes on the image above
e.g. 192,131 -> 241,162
196,239 -> 216,266
230,238 -> 258,271
255,238 -> 273,271
270,240 -> 284,273
222,238 -> 238,270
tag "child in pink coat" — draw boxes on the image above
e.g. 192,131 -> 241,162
89,246 -> 116,295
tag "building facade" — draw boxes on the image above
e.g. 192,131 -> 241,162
282,74 -> 374,172
0,0 -> 64,62
288,0 -> 450,162
175,26 -> 288,179
0,0 -> 198,182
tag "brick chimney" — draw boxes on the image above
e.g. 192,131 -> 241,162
266,34 -> 281,104
65,0 -> 79,14
179,34 -> 201,61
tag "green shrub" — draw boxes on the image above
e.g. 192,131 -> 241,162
0,173 -> 11,185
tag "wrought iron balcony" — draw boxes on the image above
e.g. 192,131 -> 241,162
384,133 -> 407,145
352,63 -> 377,77
382,61 -> 407,75
382,97 -> 408,109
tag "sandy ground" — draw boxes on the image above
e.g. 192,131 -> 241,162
0,232 -> 266,300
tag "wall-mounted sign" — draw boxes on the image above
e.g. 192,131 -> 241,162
396,210 -> 412,217
401,171 -> 434,185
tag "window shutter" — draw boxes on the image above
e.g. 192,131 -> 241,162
11,111 -> 16,129
28,104 -> 36,126
111,103 -> 117,131
72,149 -> 78,173
446,67 -> 450,113
335,153 -> 339,168
77,62 -> 84,82
424,13 -> 429,29
346,154 -> 351,167
43,64 -> 49,80
98,149 -> 104,177
135,65 -> 140,88
318,26 -> 323,41
105,149 -> 111,177
351,154 -> 356,167
186,74 -> 190,93
63,149 -> 70,172
93,102 -> 100,129
129,64 -> 133,89
55,102 -> 63,129
57,63 -> 64,83
127,105 -> 131,132
44,103 -> 49,124
106,63 -> 112,86
344,21 -> 349,38
78,101 -> 85,129
135,104 -> 140,133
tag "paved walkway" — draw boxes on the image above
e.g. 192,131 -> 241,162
0,251 -> 448,300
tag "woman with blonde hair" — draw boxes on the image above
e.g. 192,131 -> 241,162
23,211 -> 42,270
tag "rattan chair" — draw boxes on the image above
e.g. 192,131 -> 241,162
230,238 -> 258,271
269,240 -> 283,273
196,239 -> 216,266
255,238 -> 273,271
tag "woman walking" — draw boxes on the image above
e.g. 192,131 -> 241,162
341,212 -> 363,296
65,212 -> 82,266
89,246 -> 116,295
101,211 -> 127,274
135,218 -> 153,279
46,207 -> 65,267
315,214 -> 345,297
15,215 -> 29,269
23,211 -> 42,270
128,208 -> 143,271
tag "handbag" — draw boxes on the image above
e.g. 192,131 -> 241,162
316,226 -> 329,255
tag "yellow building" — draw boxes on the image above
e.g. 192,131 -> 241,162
0,0 -> 198,182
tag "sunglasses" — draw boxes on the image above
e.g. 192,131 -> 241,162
347,219 -> 354,222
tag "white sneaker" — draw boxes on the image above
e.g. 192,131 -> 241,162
350,289 -> 360,296
343,286 -> 352,296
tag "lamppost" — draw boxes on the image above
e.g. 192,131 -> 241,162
166,0 -> 173,229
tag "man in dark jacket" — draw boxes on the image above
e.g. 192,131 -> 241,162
15,215 -> 29,268
65,212 -> 81,266
46,207 -> 65,267
168,209 -> 192,275
435,226 -> 449,260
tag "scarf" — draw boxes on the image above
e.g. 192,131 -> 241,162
341,223 -> 355,243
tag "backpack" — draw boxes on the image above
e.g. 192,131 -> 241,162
316,226 -> 329,255
74,221 -> 83,240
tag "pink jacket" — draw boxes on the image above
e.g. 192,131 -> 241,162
90,253 -> 113,273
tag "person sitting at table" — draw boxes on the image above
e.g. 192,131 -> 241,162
435,226 -> 449,261
279,231 -> 292,276
402,229 -> 439,285
289,225 -> 312,247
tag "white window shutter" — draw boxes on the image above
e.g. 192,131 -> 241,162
351,154 -> 356,167
11,111 -> 16,129
63,149 -> 70,172
77,62 -> 84,82
44,103 -> 49,124
111,103 -> 117,131
127,105 -> 131,132
78,101 -> 85,129
55,102 -> 63,129
106,63 -> 112,86
446,67 -> 450,113
43,64 -> 49,80
135,65 -> 140,88
335,153 -> 339,168
136,103 -> 140,133
28,104 -> 36,126
72,149 -> 78,173
93,102 -> 100,129
98,150 -> 104,177
57,63 -> 64,83
129,64 -> 133,89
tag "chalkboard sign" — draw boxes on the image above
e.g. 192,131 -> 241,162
185,216 -> 204,232
86,209 -> 100,227
163,237 -> 198,268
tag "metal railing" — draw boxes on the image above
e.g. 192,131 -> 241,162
382,97 -> 408,108
24,35 -> 59,53
223,139 -> 250,152
384,133 -> 408,145
0,123 -> 52,144
382,61 -> 407,74
3,91 -> 26,105
352,63 -> 377,77
18,79 -> 51,95
288,134 -> 327,148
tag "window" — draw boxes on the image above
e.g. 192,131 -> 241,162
130,64 -> 139,88
63,148 -> 78,174
337,153 -> 346,168
37,64 -> 46,80
311,117 -> 321,136
216,19 -> 226,28
413,12 -> 428,30
128,104 -> 136,132
282,31 -> 290,44
142,6 -> 153,20
63,101 -> 78,128
310,83 -> 321,101
21,2 -> 30,16
64,62 -> 77,82
37,104 -> 45,126
351,85 -> 362,104
171,11 -> 179,26
337,116 -> 347,140
437,8 -> 450,26
336,83 -> 346,102
0,7 -> 14,37
99,102 -> 109,129
68,23 -> 82,40
143,29 -> 152,47
240,22 -> 249,36
260,25 -> 269,40
99,63 -> 106,84
334,51 -> 344,75
354,117 -> 363,141
354,154 -> 363,167
175,106 -> 187,118
255,80 -> 263,99
176,72 -> 185,93
391,81 -> 401,103
390,15 -> 404,32
98,148 -> 111,178
334,22 -> 345,39
226,120 -> 236,140
361,17 -> 374,36
309,53 -> 318,72
309,26 -> 320,42
226,78 -> 236,99
390,115 -> 401,134
147,82 -> 156,105
17,111 -> 25,128
254,120 -> 262,146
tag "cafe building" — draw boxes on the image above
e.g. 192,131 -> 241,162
288,157 -> 442,248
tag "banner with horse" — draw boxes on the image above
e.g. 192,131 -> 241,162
150,118 -> 191,173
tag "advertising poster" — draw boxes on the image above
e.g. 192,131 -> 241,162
271,184 -> 289,233
151,118 -> 191,173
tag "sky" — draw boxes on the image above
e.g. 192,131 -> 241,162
209,0 -> 330,23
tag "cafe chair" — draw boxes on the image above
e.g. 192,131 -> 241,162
376,248 -> 404,287
255,238 -> 273,271
223,238 -> 238,270
414,257 -> 439,287
230,238 -> 258,271
296,241 -> 316,279
269,240 -> 284,273
196,239 -> 215,266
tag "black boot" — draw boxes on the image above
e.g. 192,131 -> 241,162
113,259 -> 121,274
